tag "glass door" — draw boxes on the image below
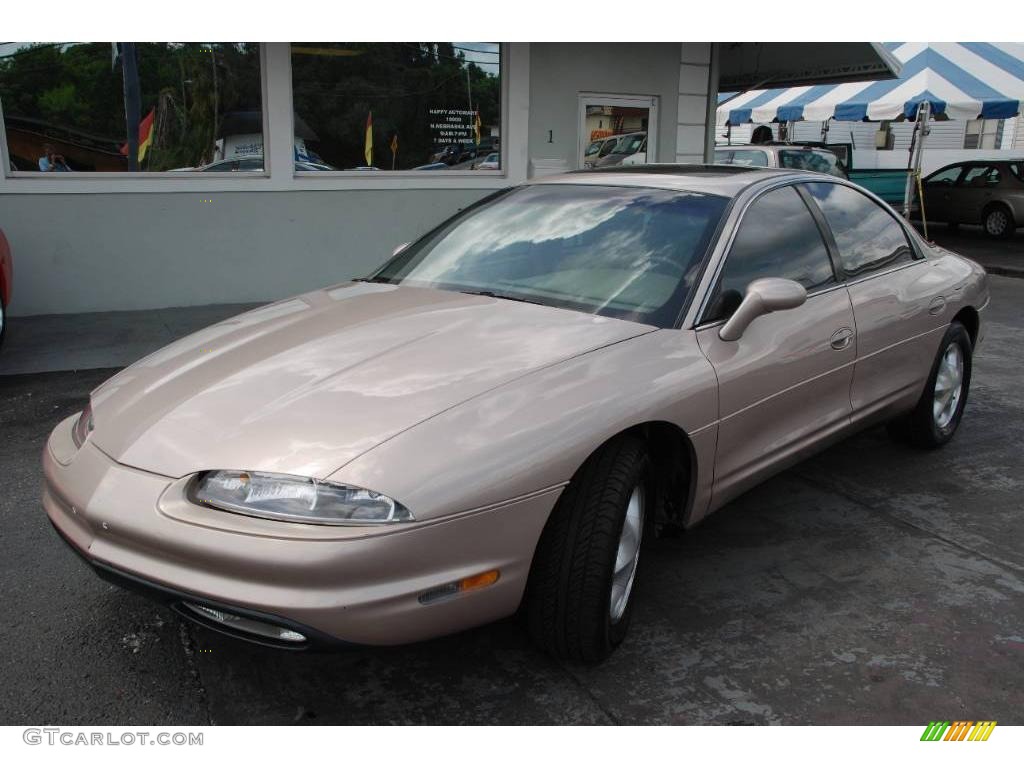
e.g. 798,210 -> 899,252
578,94 -> 658,170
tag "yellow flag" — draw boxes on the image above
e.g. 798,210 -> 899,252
474,111 -> 481,146
364,111 -> 373,166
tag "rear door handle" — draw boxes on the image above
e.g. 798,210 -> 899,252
830,327 -> 854,350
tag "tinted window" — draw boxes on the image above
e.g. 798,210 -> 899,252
778,149 -> 842,177
925,165 -> 962,185
372,184 -> 729,327
707,186 -> 835,320
1,43 -> 262,173
714,149 -> 769,167
804,182 -> 914,277
290,43 -> 500,171
960,165 -> 1000,187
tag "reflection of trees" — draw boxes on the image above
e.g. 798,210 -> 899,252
291,43 -> 500,169
0,42 -> 261,170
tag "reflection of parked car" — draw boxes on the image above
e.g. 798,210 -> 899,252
295,161 -> 337,171
0,228 -> 11,351
475,152 -> 500,170
620,137 -> 648,166
196,157 -> 264,172
915,160 -> 1023,239
414,163 -> 451,171
44,166 -> 988,663
431,145 -> 462,165
714,145 -> 847,179
477,136 -> 500,155
583,136 -> 621,168
594,132 -> 647,168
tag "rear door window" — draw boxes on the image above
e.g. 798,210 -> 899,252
803,182 -> 916,278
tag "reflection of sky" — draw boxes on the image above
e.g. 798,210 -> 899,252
453,42 -> 500,76
723,187 -> 835,293
806,183 -> 908,274
387,185 -> 724,323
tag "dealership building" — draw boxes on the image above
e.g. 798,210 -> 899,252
0,42 -> 898,317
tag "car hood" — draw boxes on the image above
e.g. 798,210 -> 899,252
89,282 -> 652,479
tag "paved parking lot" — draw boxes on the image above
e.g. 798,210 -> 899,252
1,276 -> 1022,726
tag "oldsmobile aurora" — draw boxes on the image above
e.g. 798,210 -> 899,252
44,166 -> 989,661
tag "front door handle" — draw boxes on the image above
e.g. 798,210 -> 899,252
929,296 -> 947,315
830,327 -> 854,350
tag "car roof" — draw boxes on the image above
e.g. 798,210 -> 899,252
534,164 -> 794,198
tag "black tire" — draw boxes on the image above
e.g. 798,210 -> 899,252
892,322 -> 972,449
525,435 -> 649,663
983,204 -> 1015,240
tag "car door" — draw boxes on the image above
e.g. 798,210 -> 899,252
958,165 -> 1002,224
696,184 -> 856,508
922,164 -> 964,222
802,181 -> 937,422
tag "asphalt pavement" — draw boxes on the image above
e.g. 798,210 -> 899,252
0,277 -> 1022,725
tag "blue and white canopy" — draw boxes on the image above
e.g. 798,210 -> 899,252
720,42 -> 1024,125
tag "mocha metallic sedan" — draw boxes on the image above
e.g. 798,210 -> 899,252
917,159 -> 1024,238
44,166 -> 989,661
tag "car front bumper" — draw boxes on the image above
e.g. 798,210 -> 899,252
43,414 -> 560,648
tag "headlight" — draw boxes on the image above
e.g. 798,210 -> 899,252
188,470 -> 413,526
72,402 -> 94,447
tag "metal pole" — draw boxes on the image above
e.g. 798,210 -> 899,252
903,101 -> 930,219
120,43 -> 140,172
703,43 -> 721,163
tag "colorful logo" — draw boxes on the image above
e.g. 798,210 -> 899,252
920,721 -> 997,741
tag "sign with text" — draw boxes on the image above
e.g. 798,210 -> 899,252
430,108 -> 476,147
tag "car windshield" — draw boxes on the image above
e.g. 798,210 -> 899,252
585,141 -> 603,155
369,184 -> 728,327
485,153 -> 499,162
613,135 -> 645,154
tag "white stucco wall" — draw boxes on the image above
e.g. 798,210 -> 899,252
526,43 -> 686,171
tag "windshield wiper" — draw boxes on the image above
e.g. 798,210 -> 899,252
459,290 -> 543,306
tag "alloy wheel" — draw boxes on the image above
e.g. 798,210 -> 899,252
933,342 -> 964,430
609,484 -> 645,623
986,209 -> 1008,236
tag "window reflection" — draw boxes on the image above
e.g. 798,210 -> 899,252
289,43 -> 501,172
0,42 -> 262,172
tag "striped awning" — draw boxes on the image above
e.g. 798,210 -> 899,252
719,42 -> 1024,125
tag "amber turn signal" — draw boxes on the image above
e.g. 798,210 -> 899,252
418,569 -> 500,605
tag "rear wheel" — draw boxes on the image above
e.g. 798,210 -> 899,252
983,204 -> 1015,239
525,435 -> 649,663
890,322 -> 972,448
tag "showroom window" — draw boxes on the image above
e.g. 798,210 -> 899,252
290,43 -> 501,172
0,42 -> 262,173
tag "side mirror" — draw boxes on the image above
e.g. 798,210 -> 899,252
392,242 -> 411,257
718,277 -> 807,342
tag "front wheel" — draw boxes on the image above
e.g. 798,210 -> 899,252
891,322 -> 972,449
525,435 -> 649,663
